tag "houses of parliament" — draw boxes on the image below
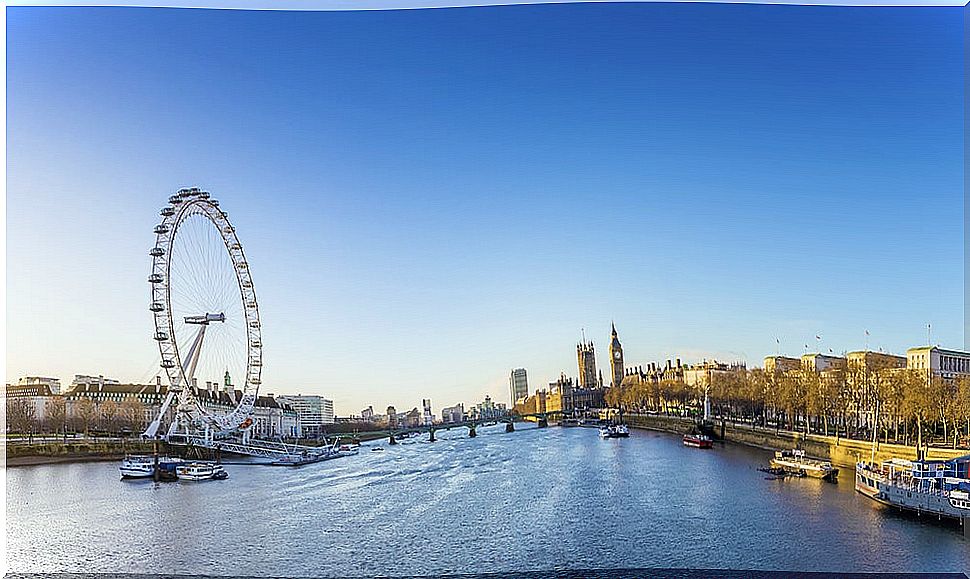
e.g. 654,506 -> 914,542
513,323 -> 625,416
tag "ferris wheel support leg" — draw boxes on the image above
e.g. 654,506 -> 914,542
143,390 -> 177,438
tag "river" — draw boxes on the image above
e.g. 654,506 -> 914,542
6,424 -> 970,575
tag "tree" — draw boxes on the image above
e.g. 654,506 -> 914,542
955,376 -> 970,447
120,397 -> 146,433
900,369 -> 933,454
101,399 -> 120,433
45,396 -> 67,436
7,397 -> 37,434
75,398 -> 98,435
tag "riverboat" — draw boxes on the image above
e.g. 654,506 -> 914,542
683,433 -> 713,449
119,455 -> 184,479
337,443 -> 360,456
176,462 -> 228,481
770,449 -> 839,481
855,455 -> 970,524
599,424 -> 630,438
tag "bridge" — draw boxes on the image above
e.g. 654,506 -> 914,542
384,410 -> 581,443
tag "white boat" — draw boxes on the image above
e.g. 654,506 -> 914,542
120,455 -> 155,478
337,443 -> 360,456
176,462 -> 228,481
599,424 -> 630,438
119,455 -> 184,479
770,449 -> 839,481
855,455 -> 970,522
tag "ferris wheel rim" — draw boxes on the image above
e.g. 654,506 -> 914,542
148,187 -> 262,431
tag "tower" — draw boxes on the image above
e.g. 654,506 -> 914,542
509,368 -> 529,406
577,338 -> 597,389
609,323 -> 624,388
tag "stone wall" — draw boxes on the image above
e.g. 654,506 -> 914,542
625,413 -> 965,469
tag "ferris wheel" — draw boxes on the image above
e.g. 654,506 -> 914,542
143,187 -> 262,440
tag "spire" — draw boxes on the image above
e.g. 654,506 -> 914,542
611,321 -> 617,337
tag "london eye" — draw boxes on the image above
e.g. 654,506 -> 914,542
143,187 -> 262,441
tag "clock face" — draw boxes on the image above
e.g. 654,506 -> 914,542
614,351 -> 621,359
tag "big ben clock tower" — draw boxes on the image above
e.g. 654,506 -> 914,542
609,323 -> 624,388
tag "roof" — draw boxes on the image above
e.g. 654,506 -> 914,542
64,383 -> 165,396
5,383 -> 55,397
906,345 -> 970,357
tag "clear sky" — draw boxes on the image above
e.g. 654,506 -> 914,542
6,4 -> 964,416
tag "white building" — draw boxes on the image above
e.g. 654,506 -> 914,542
276,394 -> 334,438
800,353 -> 846,373
422,399 -> 433,426
441,403 -> 464,423
907,346 -> 970,381
70,375 -> 121,389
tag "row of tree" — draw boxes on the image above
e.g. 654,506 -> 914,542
605,366 -> 970,450
6,396 -> 148,436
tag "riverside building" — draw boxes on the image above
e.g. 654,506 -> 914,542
276,394 -> 335,438
907,345 -> 970,381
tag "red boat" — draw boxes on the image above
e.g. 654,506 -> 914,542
683,433 -> 713,449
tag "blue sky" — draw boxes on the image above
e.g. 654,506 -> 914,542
6,4 -> 964,415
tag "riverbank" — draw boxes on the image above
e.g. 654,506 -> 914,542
4,439 -> 161,467
4,431 -> 392,467
625,413 -> 966,468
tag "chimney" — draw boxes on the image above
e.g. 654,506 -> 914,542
192,378 -> 198,390
156,375 -> 161,386
676,358 -> 681,368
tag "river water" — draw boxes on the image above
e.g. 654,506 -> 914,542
6,424 -> 970,575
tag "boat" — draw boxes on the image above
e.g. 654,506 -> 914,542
119,455 -> 185,479
337,443 -> 360,456
599,424 -> 630,438
855,455 -> 970,523
371,447 -> 385,452
770,449 -> 839,481
683,432 -> 714,449
176,462 -> 228,481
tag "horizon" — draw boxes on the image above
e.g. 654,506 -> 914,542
6,3 -> 964,416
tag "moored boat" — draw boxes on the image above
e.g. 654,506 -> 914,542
176,462 -> 228,481
337,443 -> 360,456
683,433 -> 713,449
599,424 -> 630,438
855,455 -> 970,524
770,449 -> 839,481
120,455 -> 185,479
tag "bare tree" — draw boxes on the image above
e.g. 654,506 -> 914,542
101,400 -> 120,434
45,397 -> 67,437
7,397 -> 37,435
120,397 -> 146,433
75,398 -> 98,435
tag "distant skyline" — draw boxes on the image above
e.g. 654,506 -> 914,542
6,4 -> 964,415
